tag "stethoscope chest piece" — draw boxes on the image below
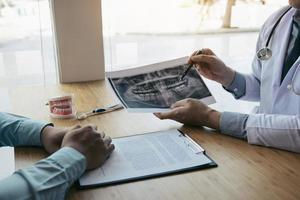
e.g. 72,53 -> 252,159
256,6 -> 292,61
257,47 -> 272,61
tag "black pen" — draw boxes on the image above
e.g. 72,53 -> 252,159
180,50 -> 203,80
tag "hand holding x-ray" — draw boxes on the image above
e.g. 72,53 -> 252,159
106,57 -> 216,112
189,48 -> 235,87
154,98 -> 221,130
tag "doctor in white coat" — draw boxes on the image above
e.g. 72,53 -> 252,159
155,0 -> 300,153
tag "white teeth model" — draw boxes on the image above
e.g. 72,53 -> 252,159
48,95 -> 74,118
53,107 -> 72,115
52,101 -> 71,107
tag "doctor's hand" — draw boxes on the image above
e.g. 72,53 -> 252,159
61,125 -> 115,170
189,48 -> 235,87
154,98 -> 221,130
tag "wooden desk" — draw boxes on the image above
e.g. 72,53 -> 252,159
6,80 -> 300,200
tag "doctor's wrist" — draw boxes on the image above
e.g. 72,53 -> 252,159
220,68 -> 235,87
207,110 -> 221,130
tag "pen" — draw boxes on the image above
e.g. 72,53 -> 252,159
180,50 -> 203,80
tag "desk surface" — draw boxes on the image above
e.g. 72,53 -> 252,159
6,80 -> 300,200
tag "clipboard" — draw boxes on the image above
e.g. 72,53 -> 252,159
78,129 -> 217,189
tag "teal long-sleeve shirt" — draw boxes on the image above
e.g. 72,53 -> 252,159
0,112 -> 86,200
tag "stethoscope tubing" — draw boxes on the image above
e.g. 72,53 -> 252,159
257,6 -> 300,95
264,6 -> 293,47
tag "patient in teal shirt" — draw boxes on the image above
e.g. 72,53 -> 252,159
0,112 -> 114,200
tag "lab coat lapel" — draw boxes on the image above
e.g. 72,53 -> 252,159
292,61 -> 300,93
272,11 -> 294,88
281,57 -> 300,91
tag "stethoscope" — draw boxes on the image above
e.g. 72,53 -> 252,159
256,6 -> 300,95
256,6 -> 292,60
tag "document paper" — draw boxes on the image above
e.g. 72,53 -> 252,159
79,129 -> 215,188
0,147 -> 15,180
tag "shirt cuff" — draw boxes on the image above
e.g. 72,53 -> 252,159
219,112 -> 249,140
0,173 -> 32,200
16,147 -> 86,198
223,72 -> 246,99
18,119 -> 52,147
46,147 -> 86,185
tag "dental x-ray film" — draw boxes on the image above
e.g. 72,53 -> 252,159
106,57 -> 216,112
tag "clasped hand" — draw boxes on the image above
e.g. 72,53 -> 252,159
41,125 -> 114,170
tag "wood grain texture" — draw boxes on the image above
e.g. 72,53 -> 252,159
8,80 -> 300,200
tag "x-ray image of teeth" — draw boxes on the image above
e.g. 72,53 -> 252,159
109,64 -> 213,111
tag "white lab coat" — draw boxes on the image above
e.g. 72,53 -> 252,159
240,6 -> 300,153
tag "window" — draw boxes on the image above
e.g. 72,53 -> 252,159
0,0 -> 56,88
102,0 -> 287,73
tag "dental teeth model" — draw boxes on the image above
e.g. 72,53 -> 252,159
47,95 -> 75,119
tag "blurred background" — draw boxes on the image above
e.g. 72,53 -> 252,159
0,0 -> 287,90
102,0 -> 287,71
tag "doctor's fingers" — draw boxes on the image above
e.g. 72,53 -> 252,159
188,51 -> 199,64
190,54 -> 216,65
154,108 -> 183,120
171,98 -> 195,109
189,48 -> 214,58
201,48 -> 215,55
188,49 -> 211,64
